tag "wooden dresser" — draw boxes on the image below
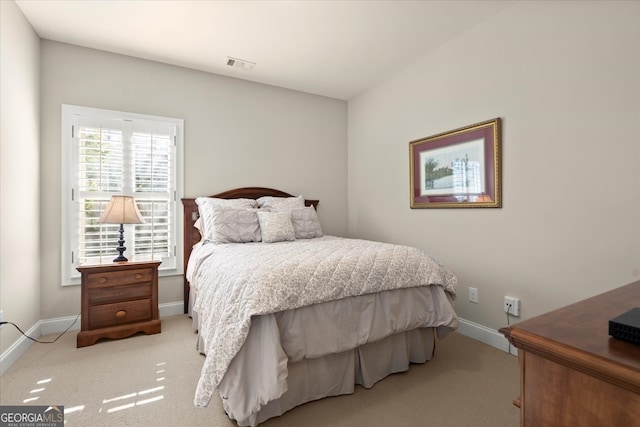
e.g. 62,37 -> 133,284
77,260 -> 161,347
500,281 -> 640,427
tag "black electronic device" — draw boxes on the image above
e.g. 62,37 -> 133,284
608,307 -> 640,345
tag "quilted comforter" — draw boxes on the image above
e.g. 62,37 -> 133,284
188,236 -> 457,407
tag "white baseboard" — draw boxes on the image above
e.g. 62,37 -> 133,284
456,317 -> 517,356
158,301 -> 185,318
40,314 -> 82,335
0,321 -> 41,376
0,301 -> 185,376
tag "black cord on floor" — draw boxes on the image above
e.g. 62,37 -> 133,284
0,313 -> 80,344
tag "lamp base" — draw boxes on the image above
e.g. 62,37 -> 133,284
113,223 -> 128,263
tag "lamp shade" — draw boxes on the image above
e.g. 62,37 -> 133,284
98,195 -> 144,225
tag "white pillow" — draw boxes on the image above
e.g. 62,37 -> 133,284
256,211 -> 296,243
196,197 -> 258,241
290,207 -> 323,239
256,195 -> 305,211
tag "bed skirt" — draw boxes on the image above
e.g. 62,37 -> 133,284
222,327 -> 436,426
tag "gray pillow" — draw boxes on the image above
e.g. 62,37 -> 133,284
256,211 -> 296,243
209,208 -> 261,244
196,197 -> 258,241
290,207 -> 323,239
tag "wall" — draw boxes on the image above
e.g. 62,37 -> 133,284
0,0 -> 41,357
348,1 -> 640,331
39,41 -> 348,319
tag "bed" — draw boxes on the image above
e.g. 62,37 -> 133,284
182,187 -> 459,426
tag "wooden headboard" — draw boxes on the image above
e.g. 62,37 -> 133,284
181,187 -> 319,313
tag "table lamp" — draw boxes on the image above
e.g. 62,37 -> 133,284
98,195 -> 144,262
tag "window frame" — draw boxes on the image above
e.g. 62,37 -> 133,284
61,104 -> 184,286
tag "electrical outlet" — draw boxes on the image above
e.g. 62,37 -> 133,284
469,287 -> 479,304
504,297 -> 520,316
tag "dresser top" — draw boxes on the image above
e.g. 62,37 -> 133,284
505,280 -> 640,374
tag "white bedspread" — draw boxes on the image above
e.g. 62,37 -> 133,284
189,236 -> 457,407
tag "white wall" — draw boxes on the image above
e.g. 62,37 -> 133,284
348,1 -> 640,331
0,0 -> 41,356
39,41 -> 348,319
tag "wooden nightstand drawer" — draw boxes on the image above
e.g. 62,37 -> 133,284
88,298 -> 152,330
88,283 -> 152,306
87,268 -> 153,288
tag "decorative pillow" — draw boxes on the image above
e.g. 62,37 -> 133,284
256,195 -> 305,211
256,211 -> 296,243
196,197 -> 258,240
209,208 -> 261,244
290,207 -> 323,239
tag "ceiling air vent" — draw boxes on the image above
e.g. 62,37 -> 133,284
226,57 -> 256,71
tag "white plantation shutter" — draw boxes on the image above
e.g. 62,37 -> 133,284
131,126 -> 174,259
76,120 -> 125,264
62,105 -> 183,285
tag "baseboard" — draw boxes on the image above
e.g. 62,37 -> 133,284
0,301 -> 185,376
0,321 -> 41,376
456,317 -> 517,356
158,301 -> 185,318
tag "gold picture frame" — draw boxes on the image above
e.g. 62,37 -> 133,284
410,118 -> 502,208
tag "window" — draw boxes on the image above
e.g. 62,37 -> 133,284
62,105 -> 183,285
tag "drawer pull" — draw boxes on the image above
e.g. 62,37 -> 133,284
98,277 -> 108,284
134,273 -> 143,279
115,310 -> 127,318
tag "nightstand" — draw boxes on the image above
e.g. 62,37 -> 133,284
76,260 -> 162,347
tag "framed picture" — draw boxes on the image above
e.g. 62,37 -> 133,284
410,118 -> 501,208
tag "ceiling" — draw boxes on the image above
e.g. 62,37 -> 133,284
16,0 -> 515,100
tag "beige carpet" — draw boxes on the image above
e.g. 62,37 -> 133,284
0,315 -> 520,426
